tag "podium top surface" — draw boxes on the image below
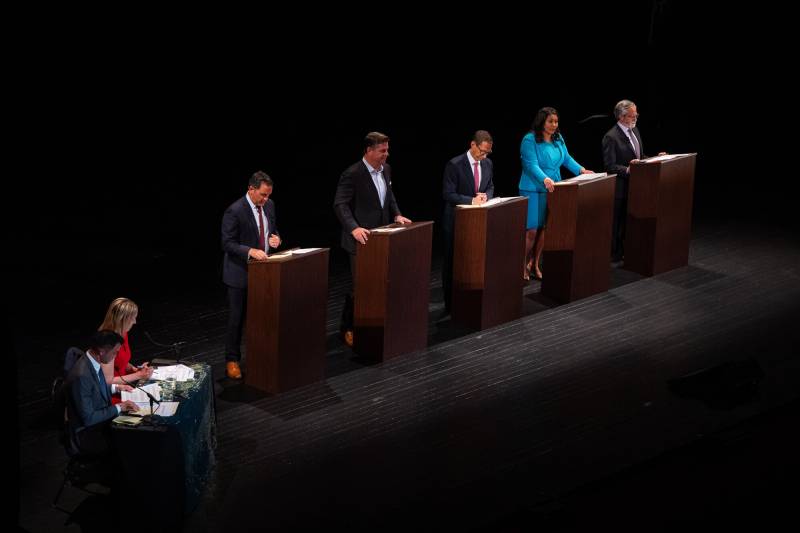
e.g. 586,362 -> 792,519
637,152 -> 697,165
456,196 -> 527,210
554,173 -> 616,187
369,220 -> 433,235
249,247 -> 329,264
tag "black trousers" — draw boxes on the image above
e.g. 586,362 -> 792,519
340,254 -> 356,332
225,286 -> 247,361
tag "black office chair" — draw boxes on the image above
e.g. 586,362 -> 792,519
52,347 -> 112,512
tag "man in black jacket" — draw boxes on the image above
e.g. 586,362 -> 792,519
333,131 -> 411,346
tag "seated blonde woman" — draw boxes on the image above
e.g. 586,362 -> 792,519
98,297 -> 154,403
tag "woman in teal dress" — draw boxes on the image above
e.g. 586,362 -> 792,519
519,107 -> 594,280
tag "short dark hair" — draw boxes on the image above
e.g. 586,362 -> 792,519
249,170 -> 273,189
531,107 -> 561,144
472,130 -> 493,145
364,131 -> 390,152
88,330 -> 124,351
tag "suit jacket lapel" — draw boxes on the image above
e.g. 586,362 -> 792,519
241,197 -> 259,239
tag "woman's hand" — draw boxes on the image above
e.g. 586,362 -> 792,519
136,365 -> 154,380
580,168 -> 594,174
543,177 -> 555,193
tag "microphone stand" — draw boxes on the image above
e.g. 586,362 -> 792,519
119,375 -> 161,423
145,331 -> 187,366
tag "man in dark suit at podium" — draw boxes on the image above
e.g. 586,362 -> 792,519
221,171 -> 281,379
333,131 -> 412,347
602,100 -> 648,263
441,130 -> 495,312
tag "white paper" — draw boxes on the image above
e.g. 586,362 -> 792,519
132,401 -> 180,417
371,227 -> 405,233
151,364 -> 195,382
290,247 -> 321,254
569,172 -> 608,181
457,196 -> 516,208
642,154 -> 687,163
121,383 -> 161,403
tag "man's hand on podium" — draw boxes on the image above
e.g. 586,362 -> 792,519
472,193 -> 488,205
352,227 -> 371,245
248,248 -> 268,261
394,215 -> 412,224
119,400 -> 138,413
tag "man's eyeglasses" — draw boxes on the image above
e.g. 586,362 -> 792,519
477,147 -> 492,155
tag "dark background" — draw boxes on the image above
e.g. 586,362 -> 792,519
12,3 -> 782,342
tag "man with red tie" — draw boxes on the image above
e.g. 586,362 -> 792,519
441,130 -> 495,313
221,171 -> 281,379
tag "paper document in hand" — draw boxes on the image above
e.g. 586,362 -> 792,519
151,364 -> 195,382
570,172 -> 608,181
121,383 -> 161,403
133,401 -> 180,417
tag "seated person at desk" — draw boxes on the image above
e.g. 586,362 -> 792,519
65,330 -> 139,456
99,297 -> 153,404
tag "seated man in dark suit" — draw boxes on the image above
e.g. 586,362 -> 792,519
64,330 -> 138,457
441,130 -> 495,312
333,131 -> 412,347
221,171 -> 281,378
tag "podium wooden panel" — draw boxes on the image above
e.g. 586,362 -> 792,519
245,248 -> 329,394
452,197 -> 527,330
542,175 -> 615,303
625,153 -> 696,276
354,221 -> 433,361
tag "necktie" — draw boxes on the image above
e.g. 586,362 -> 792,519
256,205 -> 266,251
97,367 -> 108,401
473,161 -> 480,193
628,128 -> 640,159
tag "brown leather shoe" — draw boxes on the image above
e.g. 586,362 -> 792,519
343,330 -> 354,348
226,361 -> 242,379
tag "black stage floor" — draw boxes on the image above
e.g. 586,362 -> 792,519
17,217 -> 800,531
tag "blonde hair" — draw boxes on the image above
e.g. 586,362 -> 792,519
98,297 -> 139,334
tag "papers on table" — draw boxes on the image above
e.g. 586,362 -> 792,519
132,401 -> 180,417
290,248 -> 321,254
269,248 -> 321,258
113,415 -> 143,426
641,153 -> 689,163
121,383 -> 161,403
457,196 -> 519,208
151,364 -> 195,382
569,172 -> 608,182
371,227 -> 406,233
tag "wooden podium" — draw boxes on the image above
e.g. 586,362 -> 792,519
452,197 -> 527,330
245,248 -> 329,394
625,153 -> 696,276
542,174 -> 615,303
354,221 -> 433,361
